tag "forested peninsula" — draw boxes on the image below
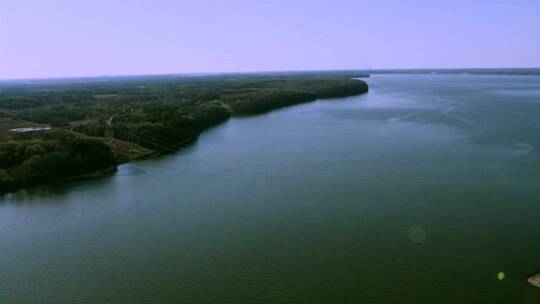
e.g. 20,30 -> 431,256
0,71 -> 369,193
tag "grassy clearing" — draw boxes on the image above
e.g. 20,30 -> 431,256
97,137 -> 154,163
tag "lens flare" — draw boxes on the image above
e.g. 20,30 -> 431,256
407,225 -> 427,243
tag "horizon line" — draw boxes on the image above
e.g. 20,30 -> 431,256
1,66 -> 540,82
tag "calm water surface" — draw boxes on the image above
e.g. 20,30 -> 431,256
1,74 -> 540,303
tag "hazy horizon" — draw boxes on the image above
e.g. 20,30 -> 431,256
3,67 -> 540,82
1,0 -> 539,79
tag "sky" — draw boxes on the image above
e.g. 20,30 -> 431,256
0,0 -> 539,79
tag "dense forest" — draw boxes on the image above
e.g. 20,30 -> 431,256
0,71 -> 369,192
0,132 -> 116,192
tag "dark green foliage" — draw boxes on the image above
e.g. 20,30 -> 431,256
283,78 -> 369,98
0,132 -> 116,192
222,89 -> 315,114
52,76 -> 368,151
0,72 -> 369,192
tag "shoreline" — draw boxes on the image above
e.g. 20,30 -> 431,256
0,87 -> 369,195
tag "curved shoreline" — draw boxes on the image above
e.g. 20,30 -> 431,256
0,84 -> 369,195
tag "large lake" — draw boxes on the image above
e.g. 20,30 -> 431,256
1,74 -> 540,303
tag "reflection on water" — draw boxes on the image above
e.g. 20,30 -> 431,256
1,74 -> 540,303
115,165 -> 147,177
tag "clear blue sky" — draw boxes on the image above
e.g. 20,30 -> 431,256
1,0 -> 539,79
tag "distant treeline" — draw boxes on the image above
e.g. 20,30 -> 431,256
0,72 -> 368,192
368,68 -> 540,76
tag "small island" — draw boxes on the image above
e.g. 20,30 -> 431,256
0,71 -> 369,193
